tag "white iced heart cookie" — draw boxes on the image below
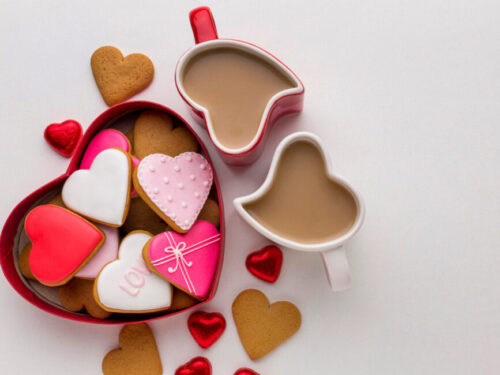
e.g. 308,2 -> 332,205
94,231 -> 172,313
62,148 -> 131,226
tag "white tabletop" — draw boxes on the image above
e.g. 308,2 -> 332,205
0,1 -> 499,374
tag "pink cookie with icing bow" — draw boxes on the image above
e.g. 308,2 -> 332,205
80,129 -> 140,196
143,221 -> 221,300
133,152 -> 213,233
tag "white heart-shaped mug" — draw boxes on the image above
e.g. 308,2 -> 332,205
234,132 -> 365,291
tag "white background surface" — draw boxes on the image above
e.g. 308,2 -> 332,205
0,0 -> 499,374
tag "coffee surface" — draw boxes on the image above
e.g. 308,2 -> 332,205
182,47 -> 296,149
244,141 -> 358,244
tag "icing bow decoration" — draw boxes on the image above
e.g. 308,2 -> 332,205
163,239 -> 192,273
147,222 -> 221,299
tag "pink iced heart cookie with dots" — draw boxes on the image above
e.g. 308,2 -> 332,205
143,221 -> 221,300
133,152 -> 213,233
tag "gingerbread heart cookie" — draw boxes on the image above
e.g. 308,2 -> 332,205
134,152 -> 213,233
102,324 -> 162,375
59,278 -> 111,319
25,205 -> 105,286
62,148 -> 132,227
91,46 -> 154,106
143,221 -> 221,300
133,110 -> 199,159
232,289 -> 301,360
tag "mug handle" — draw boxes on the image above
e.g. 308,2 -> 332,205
189,6 -> 219,44
320,245 -> 351,291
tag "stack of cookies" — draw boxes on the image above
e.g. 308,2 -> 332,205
18,110 -> 221,319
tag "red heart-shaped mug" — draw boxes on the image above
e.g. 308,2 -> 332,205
175,7 -> 305,166
0,101 -> 225,324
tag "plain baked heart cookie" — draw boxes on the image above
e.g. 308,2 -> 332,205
133,110 -> 199,159
59,278 -> 111,319
102,324 -> 162,375
62,148 -> 132,227
94,231 -> 172,313
133,152 -> 213,233
91,46 -> 154,106
232,289 -> 301,360
25,205 -> 105,286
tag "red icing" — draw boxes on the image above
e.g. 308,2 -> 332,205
44,120 -> 82,157
188,311 -> 226,348
25,205 -> 104,285
175,357 -> 212,375
245,245 -> 283,283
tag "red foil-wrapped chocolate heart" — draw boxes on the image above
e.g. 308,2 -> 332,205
245,245 -> 283,283
188,311 -> 226,348
44,120 -> 82,157
234,368 -> 260,375
175,356 -> 212,375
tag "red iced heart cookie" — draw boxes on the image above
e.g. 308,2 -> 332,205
25,205 -> 104,286
44,120 -> 82,157
246,245 -> 283,283
234,369 -> 260,375
175,356 -> 211,375
188,311 -> 226,348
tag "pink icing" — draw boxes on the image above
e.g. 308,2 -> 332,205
76,224 -> 118,279
79,129 -> 130,169
147,221 -> 220,299
136,152 -> 213,231
131,156 -> 140,196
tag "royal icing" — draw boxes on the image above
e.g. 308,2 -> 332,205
80,129 -> 139,196
79,129 -> 130,169
95,231 -> 172,312
62,148 -> 131,226
136,152 -> 213,232
25,205 -> 104,286
145,221 -> 220,299
75,224 -> 119,279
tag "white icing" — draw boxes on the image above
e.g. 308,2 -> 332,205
62,149 -> 130,226
178,183 -> 184,189
174,165 -> 180,172
95,232 -> 172,312
163,177 -> 169,184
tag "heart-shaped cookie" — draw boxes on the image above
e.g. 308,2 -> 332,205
59,278 -> 111,319
102,323 -> 162,375
143,221 -> 221,300
246,245 -> 283,283
62,148 -> 132,227
25,205 -> 104,286
134,152 -> 213,233
44,120 -> 82,157
232,289 -> 301,360
79,129 -> 131,169
133,110 -> 199,159
91,46 -> 154,106
94,231 -> 173,313
75,224 -> 119,279
175,357 -> 212,375
188,311 -> 226,348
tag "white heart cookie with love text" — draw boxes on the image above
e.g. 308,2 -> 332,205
94,231 -> 172,313
62,148 -> 131,226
